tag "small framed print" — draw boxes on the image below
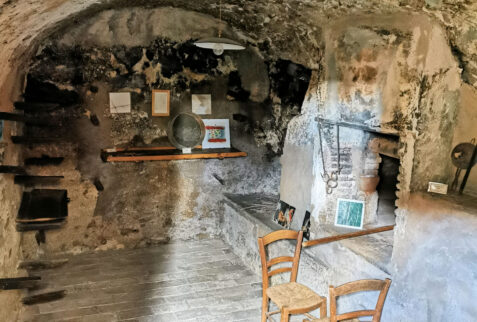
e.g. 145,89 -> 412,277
202,119 -> 230,149
335,198 -> 364,229
192,94 -> 212,115
273,200 -> 296,229
152,90 -> 170,116
109,92 -> 131,114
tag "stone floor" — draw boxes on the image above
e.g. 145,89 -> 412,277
20,239 -> 264,322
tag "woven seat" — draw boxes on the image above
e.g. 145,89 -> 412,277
304,318 -> 360,322
267,282 -> 324,311
305,318 -> 330,322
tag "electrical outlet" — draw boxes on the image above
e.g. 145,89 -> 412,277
428,182 -> 448,194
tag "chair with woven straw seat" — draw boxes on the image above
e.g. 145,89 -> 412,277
258,230 -> 326,322
302,278 -> 391,322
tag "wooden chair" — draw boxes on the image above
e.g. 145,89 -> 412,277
303,278 -> 391,322
258,230 -> 326,322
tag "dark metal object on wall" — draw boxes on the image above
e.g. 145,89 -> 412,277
450,139 -> 476,192
459,139 -> 477,194
167,112 -> 205,149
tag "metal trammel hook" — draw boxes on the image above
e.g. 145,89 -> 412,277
318,120 -> 342,194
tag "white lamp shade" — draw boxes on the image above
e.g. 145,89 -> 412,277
194,37 -> 245,51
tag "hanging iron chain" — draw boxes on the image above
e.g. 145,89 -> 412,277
318,121 -> 342,194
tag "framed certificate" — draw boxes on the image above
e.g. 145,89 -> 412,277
152,89 -> 170,116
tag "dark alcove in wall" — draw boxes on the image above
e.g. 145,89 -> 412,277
376,154 -> 399,225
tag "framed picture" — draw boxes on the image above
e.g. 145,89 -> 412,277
335,198 -> 365,229
192,94 -> 212,115
152,89 -> 170,116
109,92 -> 131,114
301,211 -> 311,240
273,200 -> 296,229
202,119 -> 230,149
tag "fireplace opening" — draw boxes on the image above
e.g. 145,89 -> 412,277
376,154 -> 399,226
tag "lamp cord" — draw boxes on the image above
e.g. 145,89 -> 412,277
218,0 -> 222,38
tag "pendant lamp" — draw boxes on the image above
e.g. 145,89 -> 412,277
194,0 -> 245,55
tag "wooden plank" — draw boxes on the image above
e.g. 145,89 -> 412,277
14,102 -> 60,111
16,221 -> 65,232
0,112 -> 26,122
302,225 -> 395,248
11,136 -> 62,144
0,165 -> 26,174
0,277 -> 41,290
0,112 -> 58,126
18,259 -> 69,270
22,290 -> 66,305
14,175 -> 64,186
16,217 -> 65,223
25,156 -> 64,166
105,151 -> 247,162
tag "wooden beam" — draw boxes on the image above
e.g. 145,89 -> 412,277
16,217 -> 65,223
22,290 -> 66,305
14,175 -> 64,186
302,225 -> 395,248
25,156 -> 64,166
105,151 -> 247,162
18,259 -> 69,270
0,277 -> 41,290
14,102 -> 60,111
0,166 -> 26,174
0,112 -> 58,126
16,221 -> 65,232
11,136 -> 62,144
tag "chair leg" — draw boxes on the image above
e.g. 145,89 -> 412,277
261,295 -> 269,322
280,307 -> 290,322
320,296 -> 327,318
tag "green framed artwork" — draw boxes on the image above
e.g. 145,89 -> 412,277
335,198 -> 364,229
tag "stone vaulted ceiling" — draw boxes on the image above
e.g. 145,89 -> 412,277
0,0 -> 476,103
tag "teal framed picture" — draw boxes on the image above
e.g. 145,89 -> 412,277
335,198 -> 364,229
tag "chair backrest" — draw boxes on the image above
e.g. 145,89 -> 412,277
257,230 -> 303,291
329,278 -> 391,322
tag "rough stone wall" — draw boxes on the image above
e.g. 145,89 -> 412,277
19,7 -> 312,257
280,14 -> 464,233
0,126 -> 23,321
391,193 -> 477,321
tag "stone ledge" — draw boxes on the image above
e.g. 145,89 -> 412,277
222,193 -> 392,274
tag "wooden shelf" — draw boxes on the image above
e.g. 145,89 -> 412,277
101,146 -> 247,162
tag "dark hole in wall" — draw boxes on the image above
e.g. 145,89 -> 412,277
268,59 -> 311,109
227,71 -> 250,101
376,154 -> 399,225
24,75 -> 80,105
